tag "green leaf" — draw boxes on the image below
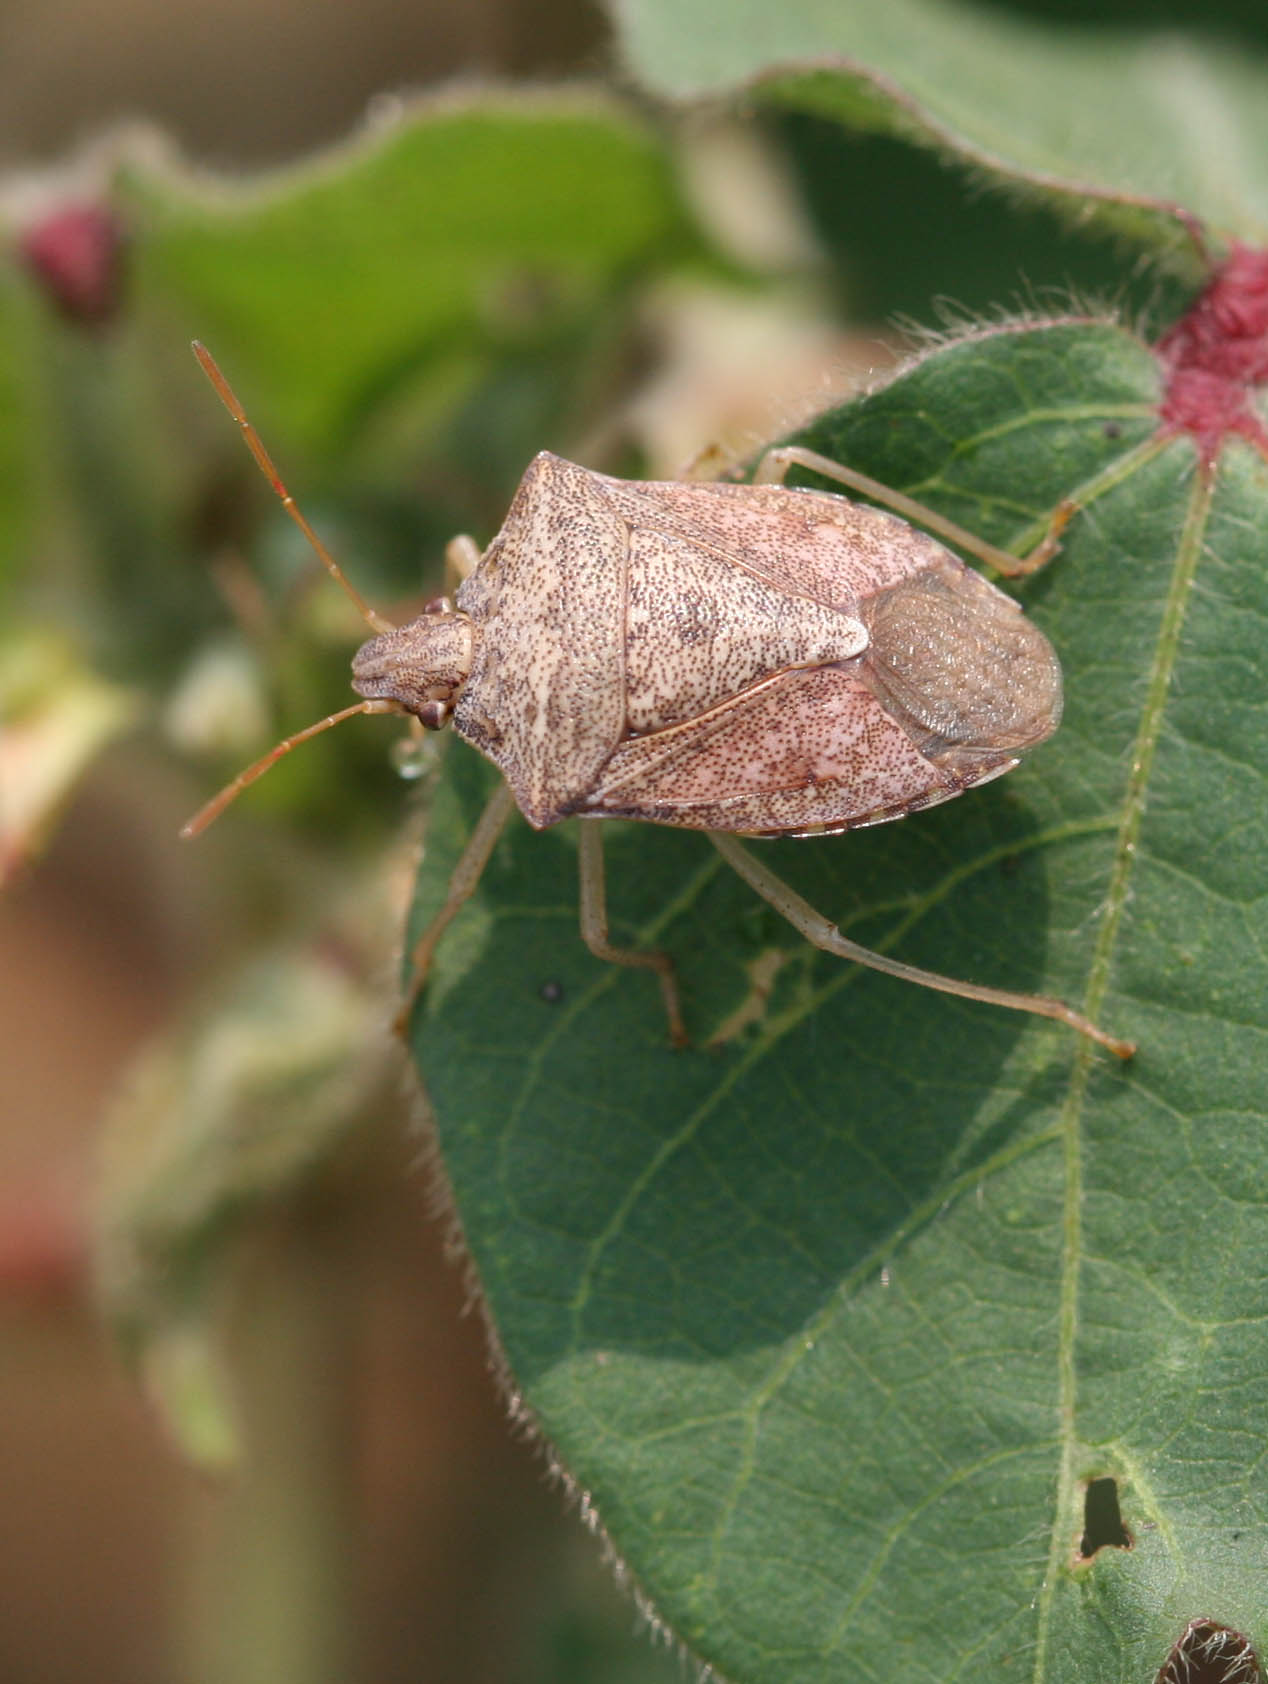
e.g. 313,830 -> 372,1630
608,0 -> 1268,252
120,88 -> 693,454
405,317 -> 1268,1682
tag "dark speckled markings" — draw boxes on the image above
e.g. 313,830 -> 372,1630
394,454 -> 1061,834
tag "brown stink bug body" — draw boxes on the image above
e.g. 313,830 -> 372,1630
185,345 -> 1133,1059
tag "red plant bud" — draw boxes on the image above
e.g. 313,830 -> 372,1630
19,204 -> 127,329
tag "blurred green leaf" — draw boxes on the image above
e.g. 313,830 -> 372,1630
774,113 -> 1192,323
121,89 -> 696,455
608,0 -> 1268,253
405,318 -> 1268,1682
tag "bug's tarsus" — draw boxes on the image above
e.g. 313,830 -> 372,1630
708,832 -> 1135,1058
394,780 -> 518,1037
180,699 -> 403,839
577,822 -> 687,1047
191,342 -> 395,636
1004,497 -> 1077,577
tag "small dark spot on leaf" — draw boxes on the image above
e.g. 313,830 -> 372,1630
1103,421 -> 1123,439
999,853 -> 1021,877
539,980 -> 564,1004
1155,1619 -> 1262,1684
1078,1477 -> 1131,1558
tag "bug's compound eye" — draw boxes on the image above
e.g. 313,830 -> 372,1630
417,698 -> 452,730
421,595 -> 454,616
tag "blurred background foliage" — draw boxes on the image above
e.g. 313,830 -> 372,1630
0,0 -> 1262,1681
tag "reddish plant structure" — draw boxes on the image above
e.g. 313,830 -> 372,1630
18,203 -> 126,329
1157,243 -> 1268,465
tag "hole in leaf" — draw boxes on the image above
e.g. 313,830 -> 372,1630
1078,1477 -> 1131,1558
1155,1619 -> 1262,1684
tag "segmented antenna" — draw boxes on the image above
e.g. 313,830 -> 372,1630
180,698 -> 402,839
191,341 -> 395,635
181,345 -> 405,838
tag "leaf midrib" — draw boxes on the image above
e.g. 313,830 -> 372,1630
1032,451 -> 1213,1683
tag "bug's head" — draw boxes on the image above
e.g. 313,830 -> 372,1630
351,597 -> 475,730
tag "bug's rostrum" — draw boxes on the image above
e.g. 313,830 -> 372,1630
351,612 -> 476,724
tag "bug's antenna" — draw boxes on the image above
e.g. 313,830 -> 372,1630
191,341 -> 395,636
180,698 -> 403,839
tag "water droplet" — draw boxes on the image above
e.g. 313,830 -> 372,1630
390,734 -> 430,780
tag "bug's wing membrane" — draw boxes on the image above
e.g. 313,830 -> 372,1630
862,560 -> 1063,753
584,665 -> 1013,835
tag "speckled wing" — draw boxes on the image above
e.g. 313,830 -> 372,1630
581,664 -> 1013,835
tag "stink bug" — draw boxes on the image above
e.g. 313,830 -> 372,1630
183,344 -> 1133,1059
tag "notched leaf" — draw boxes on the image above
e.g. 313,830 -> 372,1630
407,308 -> 1268,1684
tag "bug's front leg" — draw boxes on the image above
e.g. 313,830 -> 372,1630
751,444 -> 1071,578
708,832 -> 1135,1058
577,822 -> 687,1047
444,534 -> 482,594
395,779 -> 517,1035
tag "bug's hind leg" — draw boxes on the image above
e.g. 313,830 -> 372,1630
708,832 -> 1135,1058
577,822 -> 687,1047
395,779 -> 517,1035
751,444 -> 1071,578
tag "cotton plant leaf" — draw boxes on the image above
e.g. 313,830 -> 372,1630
401,313 -> 1268,1683
607,0 -> 1268,256
116,88 -> 694,454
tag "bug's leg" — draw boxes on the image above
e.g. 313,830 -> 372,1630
708,832 -> 1135,1058
395,779 -> 518,1036
577,822 -> 687,1047
751,444 -> 1067,579
999,499 -> 1076,576
444,535 -> 482,594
